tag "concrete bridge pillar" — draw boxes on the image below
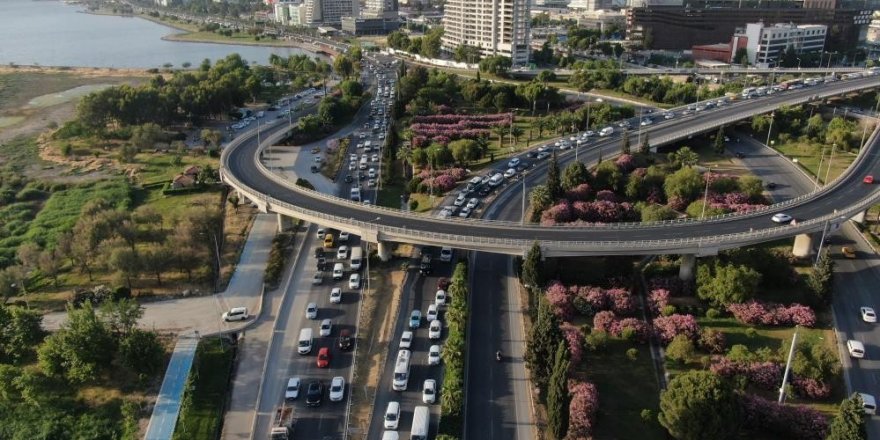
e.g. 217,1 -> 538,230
851,210 -> 867,224
792,234 -> 813,258
277,213 -> 294,232
679,254 -> 696,281
377,241 -> 392,262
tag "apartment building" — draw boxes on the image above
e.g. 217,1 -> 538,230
441,0 -> 531,65
304,0 -> 358,25
736,22 -> 827,66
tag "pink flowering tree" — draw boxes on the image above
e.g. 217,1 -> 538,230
648,289 -> 670,315
561,323 -> 586,368
739,394 -> 829,440
545,282 -> 576,322
728,301 -> 816,327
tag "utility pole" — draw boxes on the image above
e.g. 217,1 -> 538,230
521,177 -> 526,226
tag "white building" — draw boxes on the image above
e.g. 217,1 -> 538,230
304,0 -> 358,25
365,0 -> 397,19
441,0 -> 531,65
737,22 -> 827,68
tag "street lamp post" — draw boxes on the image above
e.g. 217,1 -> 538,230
824,143 -> 836,183
700,166 -> 714,220
797,57 -> 802,70
779,326 -> 799,404
765,112 -> 775,147
521,177 -> 526,226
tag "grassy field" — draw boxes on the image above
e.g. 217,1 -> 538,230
774,140 -> 857,184
173,337 -> 236,440
583,340 -> 666,440
0,72 -> 134,112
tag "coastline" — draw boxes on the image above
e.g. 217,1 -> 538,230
0,65 -> 156,78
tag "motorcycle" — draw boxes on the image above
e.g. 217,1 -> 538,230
495,351 -> 502,362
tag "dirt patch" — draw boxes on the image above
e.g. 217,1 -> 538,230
0,65 -> 154,79
349,259 -> 406,436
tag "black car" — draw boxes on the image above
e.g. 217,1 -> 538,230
344,175 -> 354,183
419,253 -> 433,275
314,247 -> 324,258
306,381 -> 324,407
766,182 -> 777,189
478,186 -> 492,196
310,165 -> 319,173
734,151 -> 745,159
337,329 -> 353,350
526,151 -> 537,159
316,257 -> 327,271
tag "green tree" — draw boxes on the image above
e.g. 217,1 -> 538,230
333,55 -> 354,79
0,305 -> 45,364
529,185 -> 552,222
714,127 -> 725,154
790,341 -> 840,382
108,246 -> 140,289
130,123 -> 163,151
119,329 -> 165,377
449,139 -> 480,165
640,132 -> 651,154
696,262 -> 761,307
98,298 -> 143,339
808,251 -> 835,304
593,160 -> 624,192
666,334 -> 695,363
479,55 -> 513,77
735,48 -> 749,67
827,393 -> 867,440
525,298 -> 562,391
621,129 -> 631,154
737,175 -> 764,200
522,242 -> 545,288
659,370 -> 740,440
547,152 -> 563,199
561,161 -> 590,191
667,146 -> 699,169
38,303 -> 115,383
547,341 -> 571,439
664,166 -> 703,202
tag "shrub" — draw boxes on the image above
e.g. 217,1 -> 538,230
640,409 -> 654,424
706,308 -> 721,319
648,288 -> 671,315
745,328 -> 758,338
661,305 -> 677,316
739,394 -> 829,440
710,357 -> 783,390
728,301 -> 817,327
568,381 -> 599,438
561,323 -> 586,367
545,282 -> 575,321
698,329 -> 726,354
666,334 -> 696,363
627,348 -> 639,361
585,330 -> 609,352
653,314 -> 701,344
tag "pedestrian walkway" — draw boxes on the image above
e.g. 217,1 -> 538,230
144,335 -> 200,440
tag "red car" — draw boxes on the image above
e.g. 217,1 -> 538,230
437,278 -> 450,291
864,175 -> 874,184
316,347 -> 331,368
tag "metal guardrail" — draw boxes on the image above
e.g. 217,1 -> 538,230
220,75 -> 880,253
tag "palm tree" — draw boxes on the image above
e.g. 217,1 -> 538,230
396,145 -> 414,178
511,126 -> 524,146
492,125 -> 507,149
532,118 -> 545,138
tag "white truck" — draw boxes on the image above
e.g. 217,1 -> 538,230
270,406 -> 295,440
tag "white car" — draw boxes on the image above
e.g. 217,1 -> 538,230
400,331 -> 413,349
384,401 -> 401,429
861,307 -> 877,323
422,379 -> 437,404
771,213 -> 793,223
371,154 -> 380,162
285,377 -> 300,400
429,320 -> 442,339
453,194 -> 467,207
320,319 -> 333,336
222,307 -> 248,322
466,198 -> 479,210
348,162 -> 356,171
504,168 -> 517,178
339,231 -> 350,242
350,154 -> 357,162
368,168 -> 377,178
458,207 -> 472,218
435,290 -> 447,306
329,376 -> 345,402
312,272 -> 323,285
330,287 -> 342,304
349,273 -> 361,289
306,302 -> 318,320
428,345 -> 441,366
337,246 -> 349,260
317,228 -> 327,239
664,112 -> 674,119
426,303 -> 439,321
848,340 -> 866,358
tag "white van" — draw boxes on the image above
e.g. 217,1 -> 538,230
599,126 -> 614,137
350,246 -> 364,270
332,263 -> 345,280
410,406 -> 430,440
383,401 -> 401,429
382,432 -> 400,440
359,157 -> 368,170
297,328 -> 313,354
860,393 -> 877,415
488,173 -> 504,187
848,340 -> 866,358
350,187 -> 361,202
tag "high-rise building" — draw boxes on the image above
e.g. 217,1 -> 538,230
365,0 -> 398,19
304,0 -> 358,25
736,22 -> 827,66
441,0 -> 531,65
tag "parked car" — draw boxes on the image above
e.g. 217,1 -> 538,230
222,307 -> 248,322
429,320 -> 442,339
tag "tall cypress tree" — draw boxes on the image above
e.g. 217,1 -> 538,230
522,241 -> 545,289
621,129 -> 631,154
828,393 -> 867,440
547,151 -> 562,200
640,132 -> 651,155
525,298 -> 563,392
547,341 -> 571,439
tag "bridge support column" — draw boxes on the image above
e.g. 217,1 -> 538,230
377,241 -> 392,262
852,210 -> 867,224
792,234 -> 813,258
679,254 -> 696,281
276,213 -> 294,233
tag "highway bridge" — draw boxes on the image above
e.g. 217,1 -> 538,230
221,74 -> 880,277
509,66 -> 867,79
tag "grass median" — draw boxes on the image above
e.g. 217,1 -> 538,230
173,337 -> 236,440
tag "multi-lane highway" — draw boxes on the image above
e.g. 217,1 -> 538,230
222,74 -> 880,256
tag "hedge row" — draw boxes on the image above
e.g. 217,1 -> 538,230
438,261 -> 469,438
264,231 -> 296,287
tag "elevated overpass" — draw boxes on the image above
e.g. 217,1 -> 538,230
509,66 -> 867,79
221,74 -> 880,275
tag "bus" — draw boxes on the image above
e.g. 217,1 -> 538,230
780,79 -> 803,90
392,349 -> 411,391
